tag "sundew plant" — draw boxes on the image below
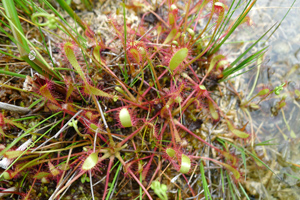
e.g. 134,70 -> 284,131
0,0 -> 295,199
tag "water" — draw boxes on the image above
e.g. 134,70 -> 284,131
225,0 -> 300,198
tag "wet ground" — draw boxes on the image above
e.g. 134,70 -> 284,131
1,0 -> 299,199
223,0 -> 300,199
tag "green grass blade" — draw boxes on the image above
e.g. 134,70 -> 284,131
220,66 -> 256,82
0,117 -> 63,179
0,111 -> 62,157
0,8 -> 61,79
264,0 -> 297,43
0,19 -> 20,48
212,0 -> 238,44
240,148 -> 247,180
219,138 -> 281,182
106,161 -> 122,200
220,168 -> 225,195
36,0 -> 86,44
284,172 -> 300,181
15,0 -> 32,15
12,116 -> 37,122
210,0 -> 256,55
230,30 -> 272,68
81,0 -> 93,11
55,0 -> 87,30
200,162 -> 212,200
118,63 -> 129,84
37,26 -> 56,68
223,47 -> 267,75
255,138 -> 278,146
123,2 -> 128,80
28,98 -> 43,109
0,49 -> 22,60
227,172 -> 236,200
245,149 -> 278,177
2,0 -> 30,55
239,182 -> 250,200
0,70 -> 26,79
220,46 -> 268,81
246,52 -> 264,98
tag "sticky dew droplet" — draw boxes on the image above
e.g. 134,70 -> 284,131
28,50 -> 36,61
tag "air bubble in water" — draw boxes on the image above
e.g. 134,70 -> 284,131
28,50 -> 36,61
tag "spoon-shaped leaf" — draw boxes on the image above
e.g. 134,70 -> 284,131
163,29 -> 178,44
208,100 -> 219,121
179,154 -> 191,174
40,84 -> 59,105
82,152 -> 98,170
226,120 -> 249,138
207,54 -> 225,75
169,48 -> 188,71
166,148 -> 176,158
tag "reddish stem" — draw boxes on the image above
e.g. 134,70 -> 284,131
187,63 -> 201,83
102,156 -> 115,200
182,174 -> 195,196
157,68 -> 169,81
168,121 -> 176,146
175,120 -> 223,154
25,163 -> 42,199
128,169 -> 153,200
143,161 -> 161,199
142,150 -> 156,180
118,125 -> 145,147
168,109 -> 181,144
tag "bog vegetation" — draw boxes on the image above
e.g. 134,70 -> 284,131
0,0 -> 296,199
